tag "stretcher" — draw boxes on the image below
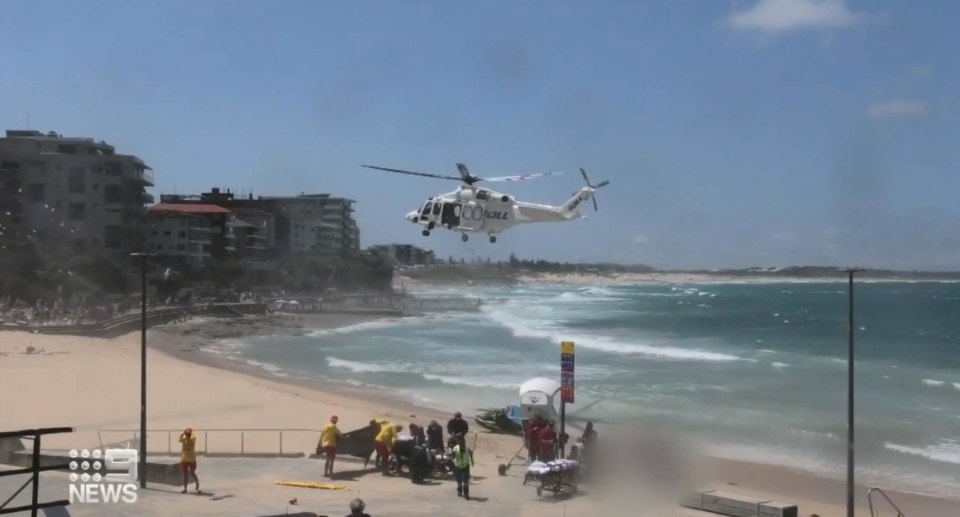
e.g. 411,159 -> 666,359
523,459 -> 579,497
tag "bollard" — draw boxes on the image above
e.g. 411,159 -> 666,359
241,431 -> 245,457
279,431 -> 283,456
205,431 -> 208,455
168,432 -> 171,455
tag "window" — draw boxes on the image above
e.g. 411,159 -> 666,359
432,203 -> 441,215
68,167 -> 86,193
176,244 -> 186,251
163,230 -> 171,236
106,162 -> 123,176
104,184 -> 123,203
28,184 -> 45,202
68,203 -> 86,221
0,161 -> 19,171
58,145 -> 78,154
477,190 -> 489,200
177,231 -> 186,239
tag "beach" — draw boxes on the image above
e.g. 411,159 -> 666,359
1,311 -> 958,516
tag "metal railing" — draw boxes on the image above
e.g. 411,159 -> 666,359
0,427 -> 74,516
97,428 -> 323,457
868,487 -> 906,517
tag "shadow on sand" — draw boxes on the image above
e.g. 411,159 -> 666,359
330,467 -> 382,481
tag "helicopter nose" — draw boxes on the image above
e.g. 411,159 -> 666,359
406,211 -> 419,223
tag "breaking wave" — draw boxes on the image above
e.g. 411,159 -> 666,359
483,306 -> 741,362
885,442 -> 960,465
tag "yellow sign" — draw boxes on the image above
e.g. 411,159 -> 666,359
561,341 -> 575,355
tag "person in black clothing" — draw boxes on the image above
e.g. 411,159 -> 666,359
410,424 -> 426,447
447,411 -> 469,439
409,443 -> 432,484
426,420 -> 444,451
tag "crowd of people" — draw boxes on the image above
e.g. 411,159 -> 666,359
524,415 -> 598,466
318,411 -> 476,500
0,296 -> 142,326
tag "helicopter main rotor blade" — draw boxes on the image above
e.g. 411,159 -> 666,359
481,171 -> 565,182
362,165 -> 463,182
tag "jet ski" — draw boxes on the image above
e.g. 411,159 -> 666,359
474,405 -> 523,435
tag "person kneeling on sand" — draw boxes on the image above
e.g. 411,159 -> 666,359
345,497 -> 371,517
374,423 -> 403,470
179,428 -> 200,494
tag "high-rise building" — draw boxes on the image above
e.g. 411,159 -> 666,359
160,188 -> 360,262
0,130 -> 154,258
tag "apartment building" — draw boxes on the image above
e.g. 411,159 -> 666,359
261,193 -> 360,260
160,188 -> 360,262
0,129 -> 154,257
369,244 -> 436,266
146,204 -> 233,267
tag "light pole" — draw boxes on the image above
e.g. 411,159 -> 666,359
846,267 -> 864,517
130,252 -> 153,488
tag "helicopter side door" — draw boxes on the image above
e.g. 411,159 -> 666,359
458,200 -> 485,232
440,201 -> 461,228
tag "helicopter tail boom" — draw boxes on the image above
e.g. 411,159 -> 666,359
559,187 -> 595,219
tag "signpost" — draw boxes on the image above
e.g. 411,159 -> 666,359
560,341 -> 575,458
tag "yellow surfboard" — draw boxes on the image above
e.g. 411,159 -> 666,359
274,480 -> 349,490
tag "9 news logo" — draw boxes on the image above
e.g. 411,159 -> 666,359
67,448 -> 139,504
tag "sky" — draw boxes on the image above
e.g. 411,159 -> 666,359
1,0 -> 958,270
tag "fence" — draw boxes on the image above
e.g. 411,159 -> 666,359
0,427 -> 73,516
97,428 -> 324,458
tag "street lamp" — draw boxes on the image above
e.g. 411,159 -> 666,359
129,251 -> 154,489
845,267 -> 864,517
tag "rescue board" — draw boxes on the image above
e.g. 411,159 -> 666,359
274,481 -> 348,490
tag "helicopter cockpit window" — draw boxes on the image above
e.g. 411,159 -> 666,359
421,201 -> 432,216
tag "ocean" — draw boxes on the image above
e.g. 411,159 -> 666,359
204,281 -> 960,498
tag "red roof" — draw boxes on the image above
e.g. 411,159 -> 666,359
148,203 -> 231,215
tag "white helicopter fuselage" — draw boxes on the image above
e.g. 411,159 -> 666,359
407,185 -> 596,240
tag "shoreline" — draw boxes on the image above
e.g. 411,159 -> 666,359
2,313 -> 958,515
156,315 -> 960,507
151,313 -> 457,422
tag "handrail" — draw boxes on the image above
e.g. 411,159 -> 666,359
97,428 -> 323,457
868,487 -> 906,517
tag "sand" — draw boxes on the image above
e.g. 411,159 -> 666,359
1,315 -> 958,516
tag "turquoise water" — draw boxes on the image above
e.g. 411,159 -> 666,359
206,282 -> 960,497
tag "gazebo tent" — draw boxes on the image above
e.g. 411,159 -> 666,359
518,377 -> 561,423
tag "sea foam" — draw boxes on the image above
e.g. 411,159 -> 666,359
885,442 -> 960,465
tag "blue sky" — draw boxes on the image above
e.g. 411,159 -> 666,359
2,0 -> 958,269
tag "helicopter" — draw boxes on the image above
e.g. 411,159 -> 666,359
361,163 -> 609,243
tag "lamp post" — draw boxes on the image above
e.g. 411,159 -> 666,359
130,252 -> 153,488
846,268 -> 864,517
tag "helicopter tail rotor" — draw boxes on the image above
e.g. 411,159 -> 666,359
579,168 -> 609,211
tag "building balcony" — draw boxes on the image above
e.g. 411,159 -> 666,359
126,169 -> 154,186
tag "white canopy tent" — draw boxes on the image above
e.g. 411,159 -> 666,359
518,377 -> 561,423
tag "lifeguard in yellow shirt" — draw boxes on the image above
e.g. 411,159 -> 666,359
319,415 -> 342,477
179,428 -> 200,494
374,423 -> 403,470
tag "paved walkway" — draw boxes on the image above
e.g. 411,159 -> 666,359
3,456 -> 704,516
